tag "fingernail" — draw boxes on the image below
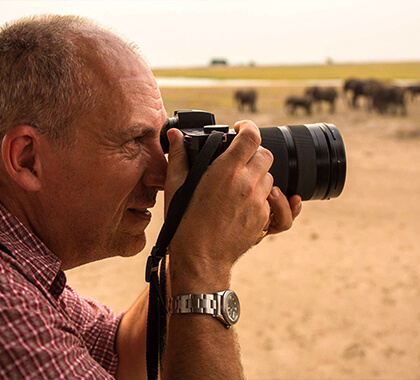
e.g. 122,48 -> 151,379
271,186 -> 281,198
166,130 -> 174,144
167,129 -> 175,144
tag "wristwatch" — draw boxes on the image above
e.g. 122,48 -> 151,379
169,290 -> 240,329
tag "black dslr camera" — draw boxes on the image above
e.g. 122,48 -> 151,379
160,110 -> 346,201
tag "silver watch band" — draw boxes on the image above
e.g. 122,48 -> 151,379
169,290 -> 240,328
169,293 -> 222,316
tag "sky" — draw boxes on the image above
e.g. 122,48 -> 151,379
0,0 -> 419,68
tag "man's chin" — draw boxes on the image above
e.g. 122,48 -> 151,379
116,234 -> 147,258
118,247 -> 144,258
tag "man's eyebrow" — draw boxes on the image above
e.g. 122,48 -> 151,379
122,125 -> 158,139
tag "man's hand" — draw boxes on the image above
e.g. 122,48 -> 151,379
165,120 -> 302,294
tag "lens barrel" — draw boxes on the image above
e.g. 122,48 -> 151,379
161,111 -> 347,201
260,124 -> 346,200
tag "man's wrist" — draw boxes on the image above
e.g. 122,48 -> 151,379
168,250 -> 231,296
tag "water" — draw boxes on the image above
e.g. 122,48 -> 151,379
156,77 -> 343,88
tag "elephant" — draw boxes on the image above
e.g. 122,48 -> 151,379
305,86 -> 337,113
234,89 -> 257,112
371,84 -> 407,116
285,96 -> 312,115
343,78 -> 380,109
407,84 -> 420,100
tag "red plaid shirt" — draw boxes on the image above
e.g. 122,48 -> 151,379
0,204 -> 124,379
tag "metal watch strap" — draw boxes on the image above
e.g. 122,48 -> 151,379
169,293 -> 222,316
169,291 -> 239,328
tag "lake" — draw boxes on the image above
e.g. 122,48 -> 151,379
155,77 -> 343,88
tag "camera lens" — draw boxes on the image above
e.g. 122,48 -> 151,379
260,124 -> 346,200
161,110 -> 347,201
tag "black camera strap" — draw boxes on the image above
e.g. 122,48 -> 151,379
145,131 -> 225,380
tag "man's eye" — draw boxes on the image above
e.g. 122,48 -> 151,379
130,136 -> 143,145
126,136 -> 145,148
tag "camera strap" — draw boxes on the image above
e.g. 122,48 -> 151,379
145,131 -> 225,380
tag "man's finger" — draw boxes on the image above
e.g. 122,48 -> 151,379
267,187 -> 296,234
288,194 -> 303,220
221,121 -> 261,167
246,146 -> 274,178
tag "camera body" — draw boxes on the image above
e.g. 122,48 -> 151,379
161,110 -> 235,165
161,110 -> 346,201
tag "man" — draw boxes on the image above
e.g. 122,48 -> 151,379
0,15 -> 301,379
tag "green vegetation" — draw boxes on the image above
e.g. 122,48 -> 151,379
153,61 -> 420,81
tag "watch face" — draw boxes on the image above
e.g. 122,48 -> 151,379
222,290 -> 240,325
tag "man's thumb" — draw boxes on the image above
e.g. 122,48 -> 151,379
164,128 -> 189,214
167,128 -> 188,169
166,128 -> 189,195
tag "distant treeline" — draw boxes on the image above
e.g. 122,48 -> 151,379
152,61 -> 420,81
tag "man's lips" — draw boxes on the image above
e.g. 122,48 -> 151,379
126,194 -> 157,219
127,201 -> 156,217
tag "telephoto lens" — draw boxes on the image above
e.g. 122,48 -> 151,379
260,124 -> 346,200
161,111 -> 347,201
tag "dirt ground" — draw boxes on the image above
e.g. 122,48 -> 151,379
66,87 -> 420,380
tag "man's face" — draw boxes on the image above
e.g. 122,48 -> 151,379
36,49 -> 168,269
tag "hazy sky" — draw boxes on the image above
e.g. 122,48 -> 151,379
1,0 -> 419,68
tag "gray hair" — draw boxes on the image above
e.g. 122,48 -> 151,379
0,15 -> 139,147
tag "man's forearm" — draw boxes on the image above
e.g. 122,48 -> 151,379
115,289 -> 149,380
164,314 -> 244,380
162,256 -> 243,379
115,281 -> 243,380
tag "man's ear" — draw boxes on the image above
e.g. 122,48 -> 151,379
1,126 -> 42,192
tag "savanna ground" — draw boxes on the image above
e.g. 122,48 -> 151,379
67,77 -> 420,379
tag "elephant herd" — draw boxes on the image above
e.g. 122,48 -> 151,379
286,79 -> 419,116
234,79 -> 420,116
342,78 -> 418,116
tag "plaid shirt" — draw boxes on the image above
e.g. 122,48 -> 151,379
0,204 -> 124,379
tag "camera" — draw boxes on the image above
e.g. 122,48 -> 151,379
160,110 -> 346,201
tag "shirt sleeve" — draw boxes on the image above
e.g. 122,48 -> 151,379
60,285 -> 126,377
0,266 -> 120,379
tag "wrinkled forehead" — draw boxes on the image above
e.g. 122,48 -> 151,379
118,71 -> 166,128
116,55 -> 166,124
118,67 -> 163,111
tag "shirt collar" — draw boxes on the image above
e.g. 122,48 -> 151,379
0,203 -> 66,299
